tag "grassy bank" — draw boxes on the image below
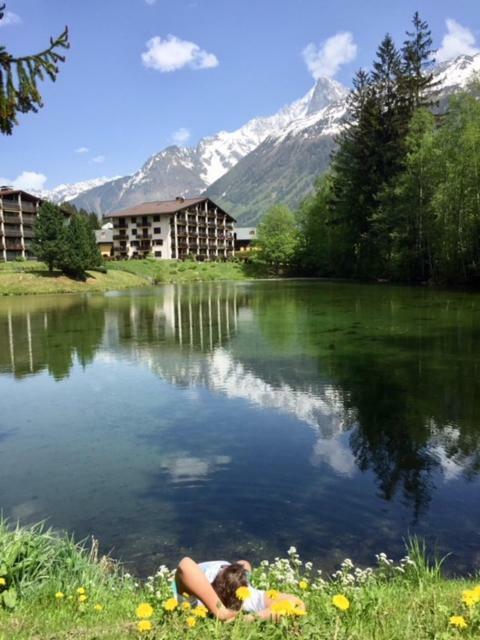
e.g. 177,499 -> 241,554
0,259 -> 261,296
0,262 -> 147,296
108,258 -> 261,283
0,522 -> 479,639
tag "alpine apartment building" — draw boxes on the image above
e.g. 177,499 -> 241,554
0,187 -> 42,262
107,197 -> 235,260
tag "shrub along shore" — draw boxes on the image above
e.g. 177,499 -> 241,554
0,259 -> 261,296
0,521 -> 479,639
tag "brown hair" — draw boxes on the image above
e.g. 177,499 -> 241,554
211,563 -> 249,611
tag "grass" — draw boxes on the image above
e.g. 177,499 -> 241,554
0,258 -> 265,296
108,258 -> 264,283
0,521 -> 479,639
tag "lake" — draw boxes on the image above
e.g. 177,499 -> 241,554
0,280 -> 479,575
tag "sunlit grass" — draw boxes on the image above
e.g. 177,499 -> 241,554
0,521 -> 479,639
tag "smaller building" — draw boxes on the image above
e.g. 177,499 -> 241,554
0,187 -> 43,261
95,225 -> 114,259
234,227 -> 257,252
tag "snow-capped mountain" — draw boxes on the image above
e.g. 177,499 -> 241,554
69,53 -> 480,221
35,177 -> 118,204
207,53 -> 480,223
69,77 -> 347,215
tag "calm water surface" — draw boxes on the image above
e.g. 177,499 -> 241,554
0,281 -> 479,575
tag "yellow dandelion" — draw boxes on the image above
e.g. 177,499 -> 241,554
461,589 -> 478,608
193,604 -> 208,618
136,602 -> 154,619
271,600 -> 295,616
93,604 -> 103,612
78,594 -> 88,603
293,606 -> 307,616
266,589 -> 280,600
55,592 -> 64,600
0,577 -> 6,587
76,587 -> 86,595
298,580 -> 308,590
163,597 -> 179,612
332,594 -> 350,611
450,615 -> 468,629
182,601 -> 191,611
235,586 -> 251,601
137,619 -> 153,633
186,615 -> 197,628
474,585 -> 480,597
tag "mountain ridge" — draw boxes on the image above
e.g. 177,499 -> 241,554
50,53 -> 480,223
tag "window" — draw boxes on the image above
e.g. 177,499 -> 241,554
153,227 -> 161,234
130,218 -> 137,225
156,239 -> 163,246
153,215 -> 160,222
131,229 -> 137,236
155,250 -> 162,257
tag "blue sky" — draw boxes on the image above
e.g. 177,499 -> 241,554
1,0 -> 479,190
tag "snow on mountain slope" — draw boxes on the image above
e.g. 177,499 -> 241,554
36,177 -> 118,204
206,53 -> 480,224
70,53 -> 480,218
70,77 -> 347,215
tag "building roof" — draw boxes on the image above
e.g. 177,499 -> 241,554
0,188 -> 43,203
235,227 -> 257,241
107,197 -> 236,222
95,228 -> 113,244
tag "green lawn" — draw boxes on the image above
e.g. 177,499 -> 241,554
108,258 -> 261,283
0,259 -> 263,296
0,261 -> 147,295
0,522 -> 479,639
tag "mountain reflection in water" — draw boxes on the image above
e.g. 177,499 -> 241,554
0,281 -> 479,574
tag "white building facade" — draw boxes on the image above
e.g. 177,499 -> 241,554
108,197 -> 235,260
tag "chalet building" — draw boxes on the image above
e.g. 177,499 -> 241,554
0,187 -> 42,261
234,227 -> 257,252
107,197 -> 235,260
95,225 -> 114,258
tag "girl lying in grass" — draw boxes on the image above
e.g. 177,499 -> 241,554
174,557 -> 305,621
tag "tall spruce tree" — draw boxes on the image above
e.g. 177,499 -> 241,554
32,202 -> 66,272
0,3 -> 69,134
402,12 -> 437,111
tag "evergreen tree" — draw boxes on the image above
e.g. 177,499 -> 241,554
254,204 -> 299,274
0,3 -> 69,134
402,12 -> 437,111
31,202 -> 66,272
60,214 -> 101,280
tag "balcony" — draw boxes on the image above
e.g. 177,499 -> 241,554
3,214 -> 21,224
4,229 -> 22,238
22,214 -> 36,225
21,202 -> 37,213
2,201 -> 20,212
5,240 -> 23,251
137,222 -> 151,228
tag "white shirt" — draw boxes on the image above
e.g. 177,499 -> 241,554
198,561 -> 266,613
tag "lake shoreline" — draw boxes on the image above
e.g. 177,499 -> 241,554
2,259 -> 480,298
1,522 -> 479,639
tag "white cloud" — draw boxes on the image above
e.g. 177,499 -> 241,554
437,18 -> 480,63
92,155 -> 105,164
141,34 -> 219,72
75,146 -> 89,154
303,31 -> 357,79
0,11 -> 22,27
0,171 -> 47,191
172,127 -> 191,145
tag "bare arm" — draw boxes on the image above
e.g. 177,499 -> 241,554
175,557 -> 237,621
